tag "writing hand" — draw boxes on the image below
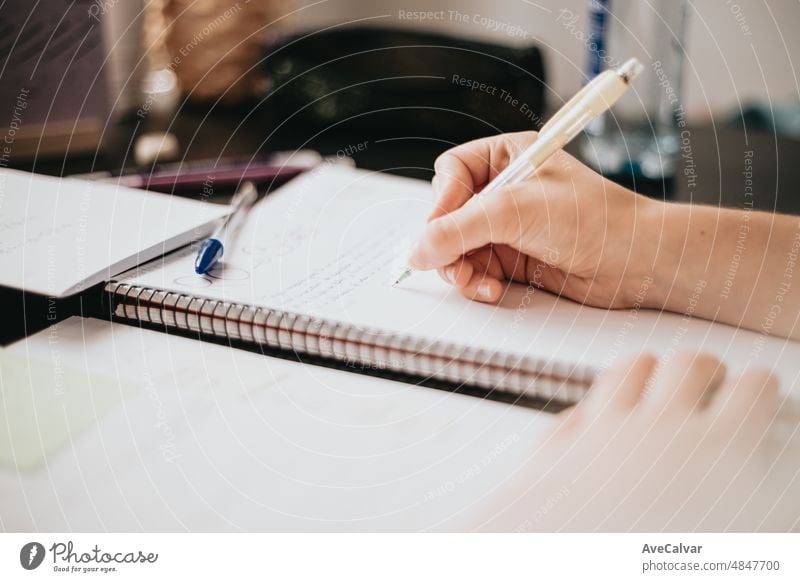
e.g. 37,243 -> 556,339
409,131 -> 800,340
408,131 -> 660,307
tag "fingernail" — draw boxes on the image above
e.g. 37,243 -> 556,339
443,265 -> 456,284
477,282 -> 493,300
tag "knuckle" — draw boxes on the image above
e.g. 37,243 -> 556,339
536,162 -> 558,178
629,353 -> 657,371
677,352 -> 723,377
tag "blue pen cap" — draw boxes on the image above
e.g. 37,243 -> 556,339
194,238 -> 224,274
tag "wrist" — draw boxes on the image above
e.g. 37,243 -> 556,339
638,201 -> 720,313
623,195 -> 673,309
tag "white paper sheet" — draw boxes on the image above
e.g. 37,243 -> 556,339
0,168 -> 229,296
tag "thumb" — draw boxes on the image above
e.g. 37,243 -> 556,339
408,186 -> 526,270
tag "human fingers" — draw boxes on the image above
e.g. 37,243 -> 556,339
428,132 -> 535,221
437,259 -> 474,287
436,250 -> 507,301
644,352 -> 726,415
409,183 -> 532,271
456,271 -> 505,303
548,354 -> 657,444
705,367 -> 779,430
429,150 -> 477,222
585,354 -> 659,411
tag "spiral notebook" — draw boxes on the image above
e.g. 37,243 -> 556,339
103,165 -> 800,405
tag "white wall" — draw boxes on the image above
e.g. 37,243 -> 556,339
287,0 -> 800,121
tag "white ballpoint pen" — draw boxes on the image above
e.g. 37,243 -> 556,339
391,57 -> 644,287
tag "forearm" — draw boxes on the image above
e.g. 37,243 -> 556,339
644,202 -> 800,340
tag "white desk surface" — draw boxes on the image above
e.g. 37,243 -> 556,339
0,317 -> 553,532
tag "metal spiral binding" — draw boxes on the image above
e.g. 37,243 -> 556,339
104,281 -> 597,403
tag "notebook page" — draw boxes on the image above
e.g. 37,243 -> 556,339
115,165 -> 800,396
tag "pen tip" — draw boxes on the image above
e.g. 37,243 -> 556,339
391,268 -> 413,287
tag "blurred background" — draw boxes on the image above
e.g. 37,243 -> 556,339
1,0 -> 798,205
299,0 -> 800,122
